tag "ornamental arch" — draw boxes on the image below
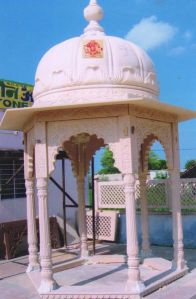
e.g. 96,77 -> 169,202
139,133 -> 171,175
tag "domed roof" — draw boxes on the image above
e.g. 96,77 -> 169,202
33,0 -> 159,107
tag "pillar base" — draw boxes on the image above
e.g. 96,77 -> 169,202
26,263 -> 40,273
171,259 -> 188,272
140,249 -> 152,259
80,248 -> 89,259
125,280 -> 145,294
38,279 -> 59,294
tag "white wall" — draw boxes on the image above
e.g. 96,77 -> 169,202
149,170 -> 168,179
0,108 -> 88,227
48,159 -> 78,227
0,197 -> 27,222
0,110 -> 26,222
0,110 -> 24,150
0,159 -> 85,227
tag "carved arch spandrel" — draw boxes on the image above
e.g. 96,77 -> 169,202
63,133 -> 105,177
24,128 -> 35,179
47,118 -> 119,175
135,118 -> 173,171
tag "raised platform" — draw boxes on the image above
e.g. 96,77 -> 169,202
28,250 -> 187,299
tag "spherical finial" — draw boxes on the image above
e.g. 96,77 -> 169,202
84,0 -> 104,22
83,0 -> 104,34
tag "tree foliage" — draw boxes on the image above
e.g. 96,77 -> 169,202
155,171 -> 168,179
148,151 -> 167,170
185,159 -> 196,170
98,147 -> 120,174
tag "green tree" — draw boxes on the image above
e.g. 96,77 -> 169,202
148,151 -> 167,170
185,159 -> 196,170
98,147 -> 120,174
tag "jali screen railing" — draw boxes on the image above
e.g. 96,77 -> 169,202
94,178 -> 196,210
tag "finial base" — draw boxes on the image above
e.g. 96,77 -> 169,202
84,0 -> 104,35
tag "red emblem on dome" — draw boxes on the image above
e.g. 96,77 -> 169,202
83,40 -> 103,58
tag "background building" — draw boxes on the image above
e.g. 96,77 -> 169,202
0,80 -> 79,228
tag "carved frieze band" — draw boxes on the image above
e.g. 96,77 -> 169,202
36,105 -> 129,122
34,103 -> 176,124
40,294 -> 139,299
34,85 -> 158,107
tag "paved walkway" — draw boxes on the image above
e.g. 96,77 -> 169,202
145,246 -> 196,299
0,245 -> 196,299
0,255 -> 39,299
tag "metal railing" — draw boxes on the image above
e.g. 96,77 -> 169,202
0,160 -> 25,200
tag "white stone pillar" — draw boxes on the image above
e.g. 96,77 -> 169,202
139,174 -> 152,258
124,173 -> 144,293
37,177 -> 58,293
77,175 -> 89,258
26,178 -> 40,272
170,123 -> 187,271
170,170 -> 186,270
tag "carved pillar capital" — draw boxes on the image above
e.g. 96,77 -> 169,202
37,177 -> 48,190
123,173 -> 136,188
25,178 -> 34,191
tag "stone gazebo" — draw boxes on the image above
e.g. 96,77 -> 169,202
1,0 -> 196,298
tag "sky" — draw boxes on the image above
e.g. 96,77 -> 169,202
0,0 -> 195,170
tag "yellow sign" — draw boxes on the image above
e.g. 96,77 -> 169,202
0,80 -> 33,109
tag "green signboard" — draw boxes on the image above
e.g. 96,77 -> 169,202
0,79 -> 33,109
